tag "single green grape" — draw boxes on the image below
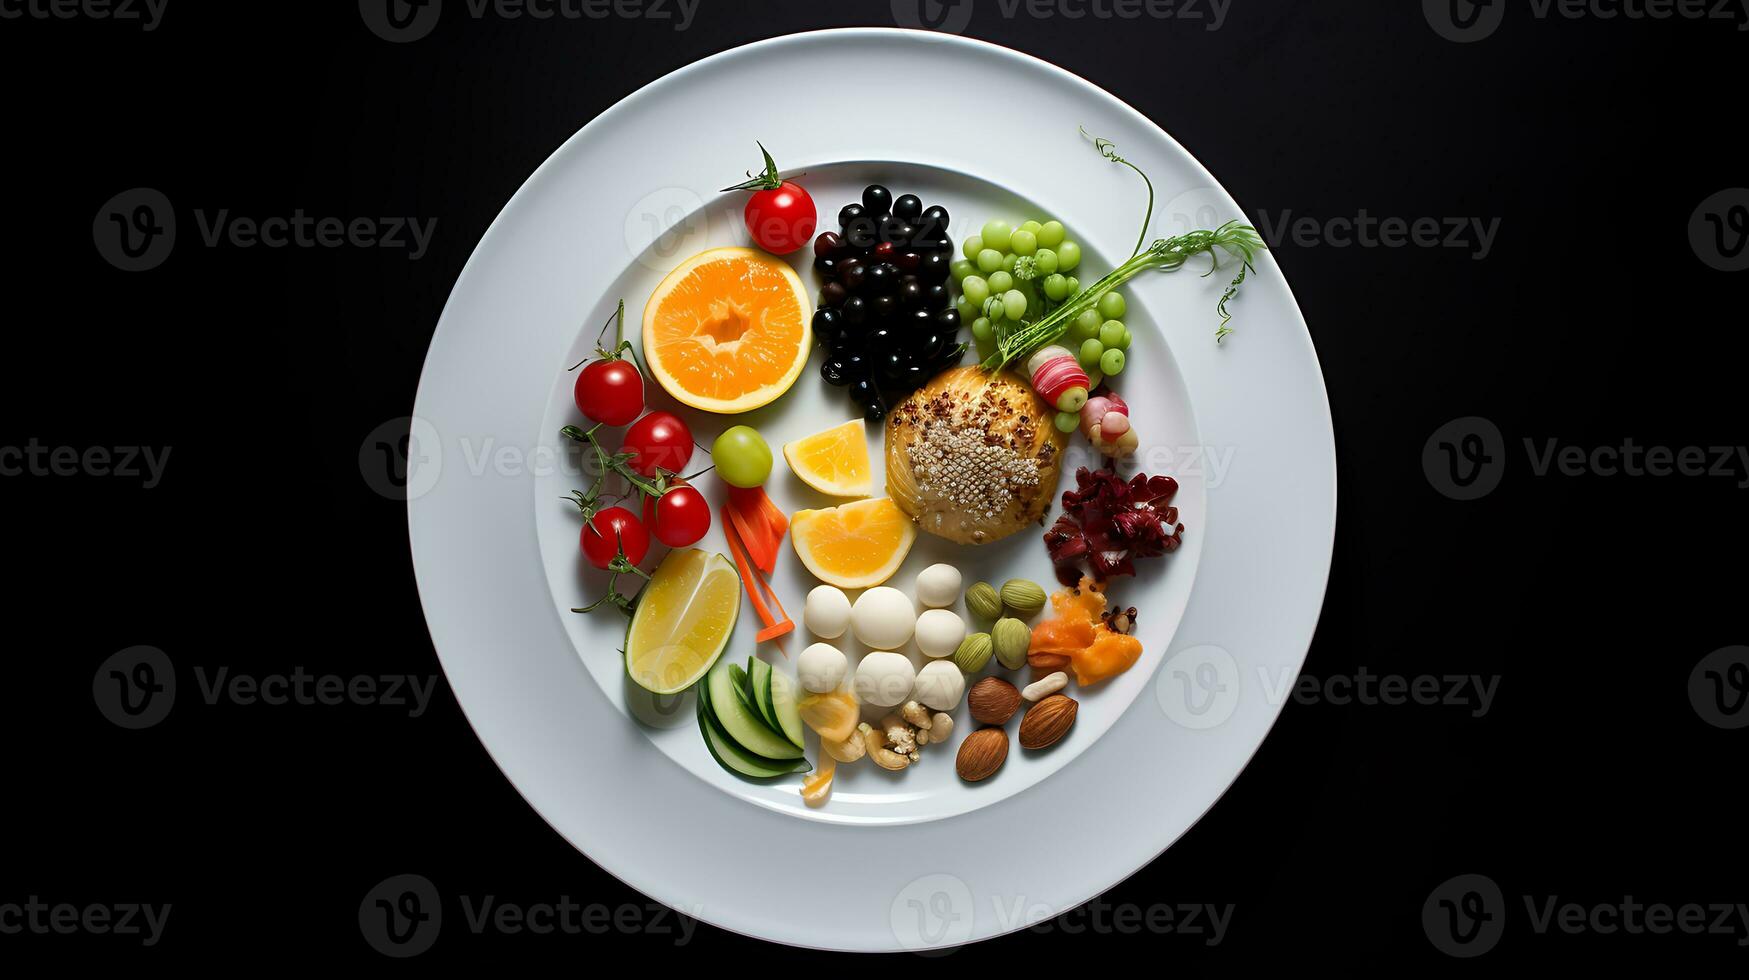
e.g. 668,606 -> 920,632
950,258 -> 974,282
1085,367 -> 1103,390
1054,411 -> 1079,433
1002,290 -> 1027,320
1019,220 -> 1043,235
1078,338 -> 1105,370
1056,386 -> 1088,412
1001,252 -> 1018,273
962,235 -> 983,260
1118,325 -> 1132,349
1099,320 -> 1126,349
955,296 -> 977,322
1072,308 -> 1103,340
1037,221 -> 1066,248
1033,248 -> 1058,276
976,248 -> 1003,273
971,316 -> 993,342
962,275 -> 990,306
980,220 -> 1013,252
1056,240 -> 1082,272
1063,276 -> 1081,295
984,297 -> 1005,322
986,270 -> 1013,294
1097,292 -> 1126,320
1042,274 -> 1070,301
1100,348 -> 1126,375
712,425 -> 773,488
1009,229 -> 1038,256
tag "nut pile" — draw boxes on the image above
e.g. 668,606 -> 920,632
950,575 -> 1080,783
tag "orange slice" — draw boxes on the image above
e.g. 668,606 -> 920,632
789,498 -> 917,589
641,247 -> 812,414
782,419 -> 873,497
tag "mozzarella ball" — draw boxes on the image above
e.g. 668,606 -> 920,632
914,563 -> 963,609
804,585 -> 852,639
797,643 -> 849,694
914,608 -> 966,659
913,660 -> 966,711
852,586 -> 915,650
854,651 -> 916,708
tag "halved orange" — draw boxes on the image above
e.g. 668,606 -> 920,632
641,247 -> 812,414
789,497 -> 917,589
783,419 -> 872,497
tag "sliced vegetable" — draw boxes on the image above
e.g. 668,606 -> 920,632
722,504 -> 795,643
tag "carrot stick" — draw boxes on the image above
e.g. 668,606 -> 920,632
727,501 -> 776,575
722,505 -> 793,646
729,485 -> 788,542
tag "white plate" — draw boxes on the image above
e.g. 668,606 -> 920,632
410,29 -> 1335,951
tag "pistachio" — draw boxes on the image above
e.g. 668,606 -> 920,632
1000,578 -> 1048,619
951,632 -> 993,674
992,617 -> 1031,670
964,581 -> 1003,622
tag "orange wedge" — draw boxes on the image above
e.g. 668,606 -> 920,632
790,497 -> 917,589
641,247 -> 812,414
782,419 -> 873,497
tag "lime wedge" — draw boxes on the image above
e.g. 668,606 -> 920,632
624,549 -> 740,694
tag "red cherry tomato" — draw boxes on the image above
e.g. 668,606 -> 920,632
580,506 -> 649,569
622,411 -> 694,476
574,358 -> 644,427
744,180 -> 817,255
642,484 -> 710,548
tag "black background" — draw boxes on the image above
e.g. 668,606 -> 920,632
4,0 -> 1745,968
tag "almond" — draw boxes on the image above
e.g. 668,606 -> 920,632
956,727 -> 1009,782
967,676 -> 1022,725
1018,694 -> 1077,749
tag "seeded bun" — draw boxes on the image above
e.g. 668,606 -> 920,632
885,366 -> 1068,545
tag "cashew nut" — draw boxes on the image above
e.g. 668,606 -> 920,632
823,731 -> 866,763
902,700 -> 933,730
860,722 -> 913,771
1023,671 -> 1068,702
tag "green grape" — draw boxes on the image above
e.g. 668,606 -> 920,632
986,270 -> 1013,294
1085,367 -> 1104,390
971,317 -> 994,342
1037,220 -> 1066,248
956,296 -> 977,322
950,258 -> 974,282
1053,411 -> 1079,433
1118,325 -> 1132,349
1072,308 -> 1103,340
1033,248 -> 1058,275
1057,240 -> 1082,272
962,235 -> 983,260
1002,290 -> 1027,320
1078,338 -> 1105,370
1042,274 -> 1070,301
1020,220 -> 1043,235
1001,252 -> 1018,273
1097,292 -> 1126,320
981,219 -> 1013,252
984,297 -> 1005,322
1063,276 -> 1081,296
1009,229 -> 1038,256
1099,320 -> 1126,349
976,248 -> 1004,273
1100,348 -> 1126,375
962,275 -> 991,306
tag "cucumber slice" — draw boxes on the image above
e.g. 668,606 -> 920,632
728,663 -> 759,717
769,669 -> 806,750
749,657 -> 781,731
706,659 -> 804,760
696,677 -> 810,778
